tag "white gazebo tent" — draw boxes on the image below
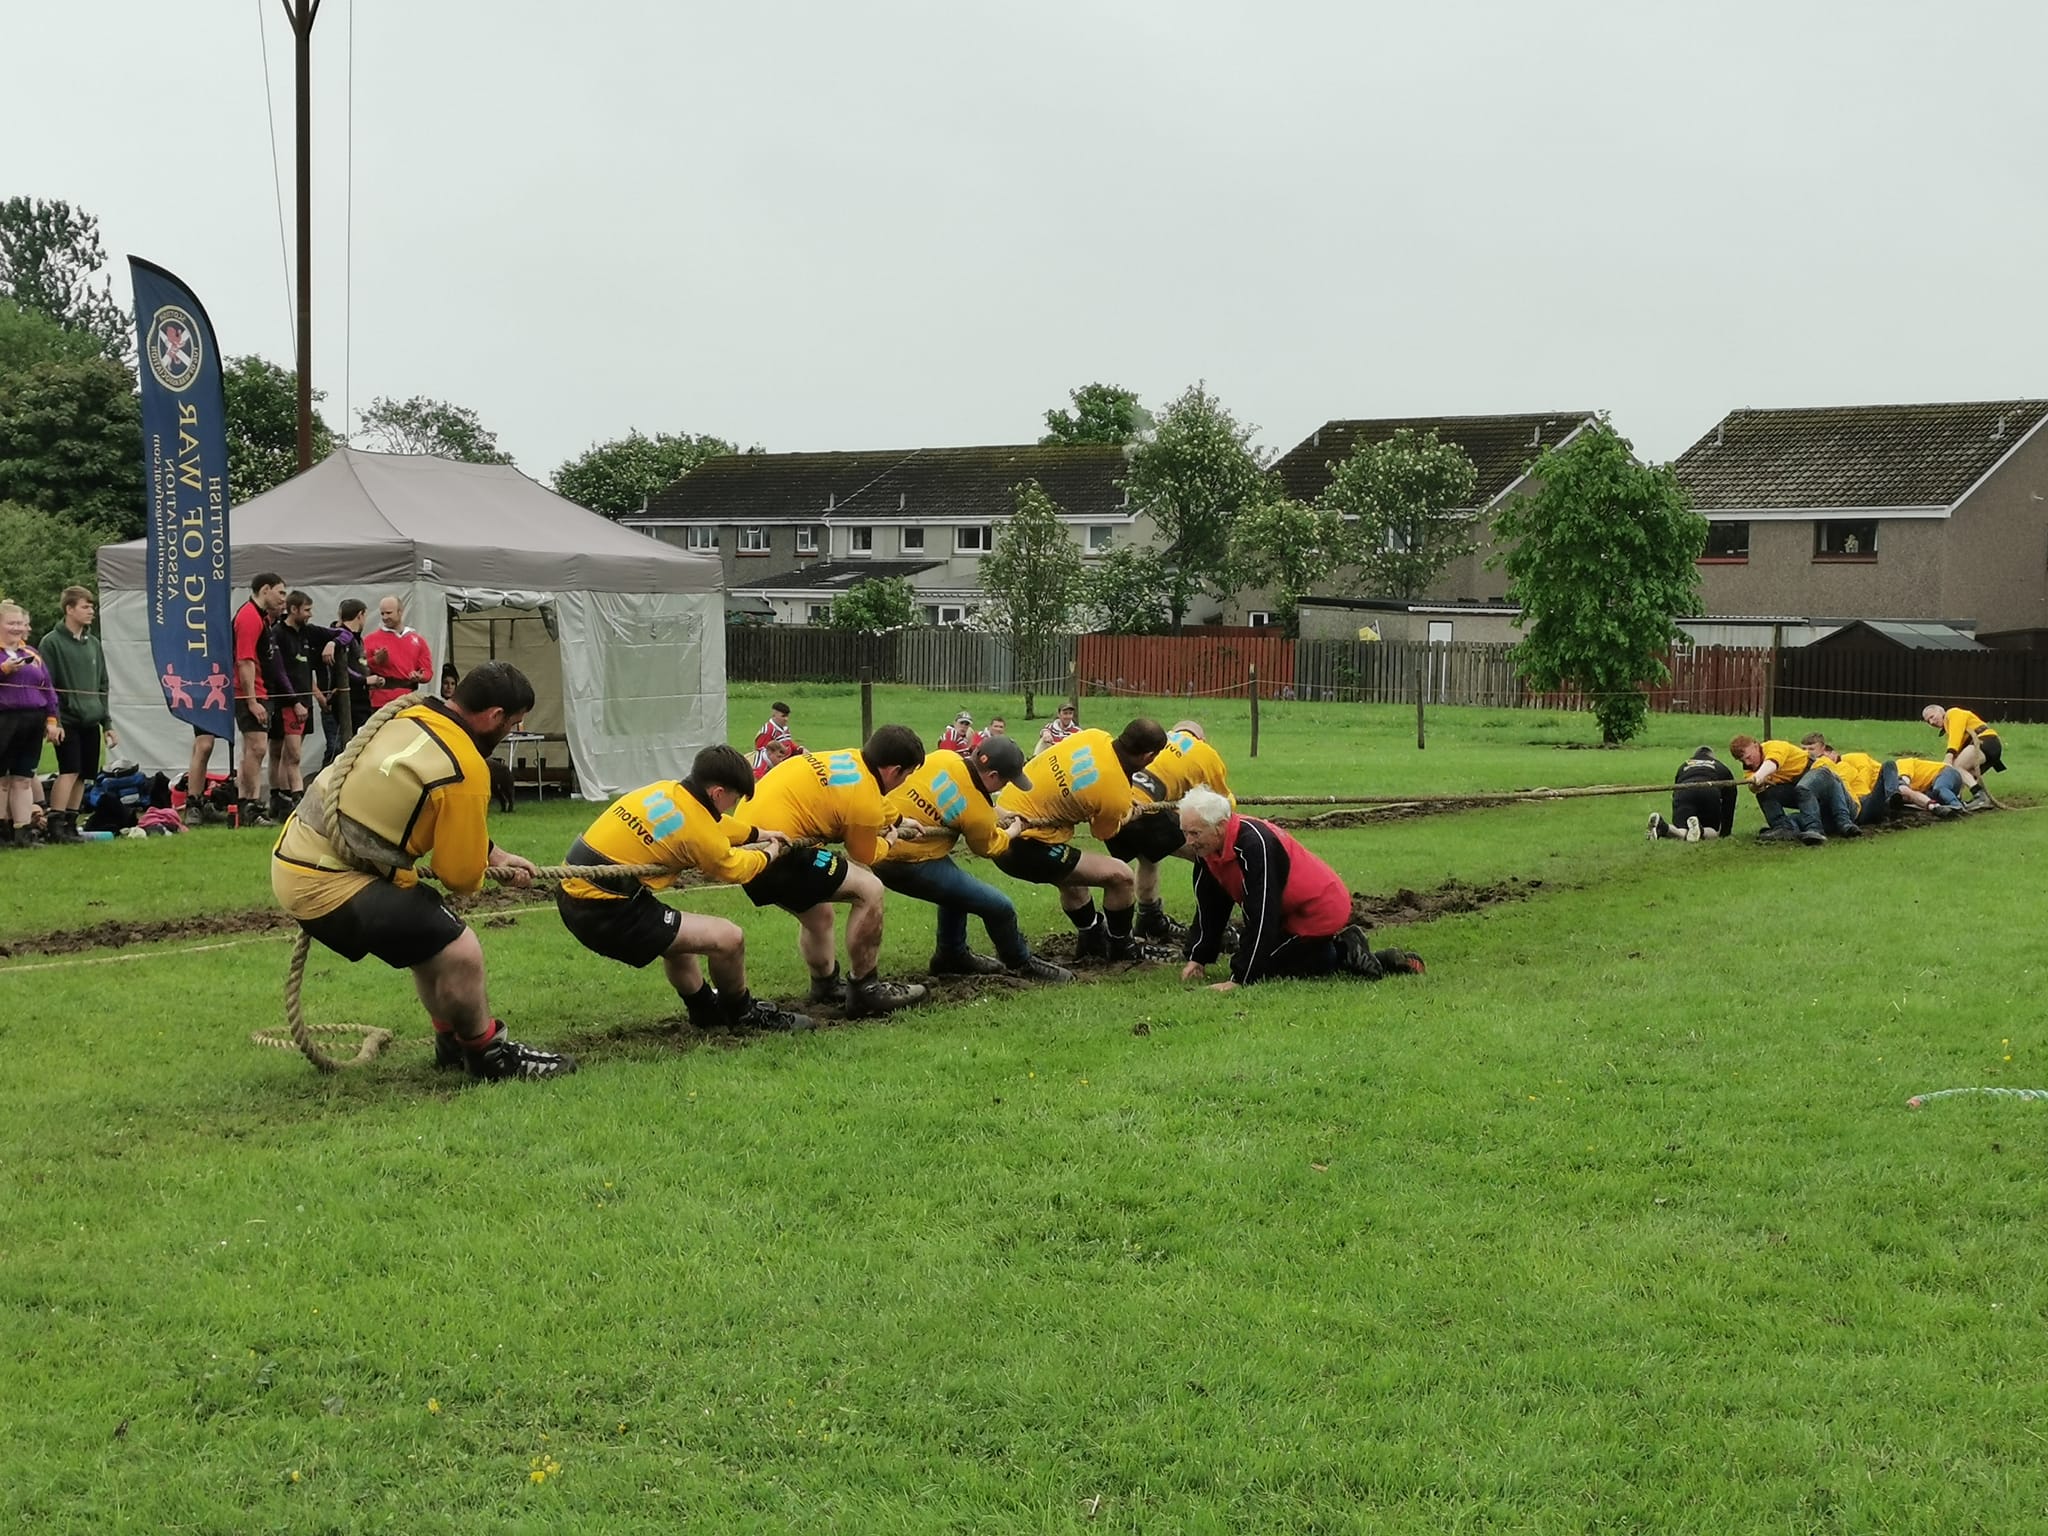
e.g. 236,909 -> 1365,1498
97,448 -> 725,800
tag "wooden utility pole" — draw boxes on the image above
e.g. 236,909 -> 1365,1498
1247,664 -> 1260,759
1763,623 -> 1782,739
286,0 -> 321,471
859,667 -> 873,743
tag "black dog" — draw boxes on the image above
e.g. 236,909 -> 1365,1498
487,757 -> 517,813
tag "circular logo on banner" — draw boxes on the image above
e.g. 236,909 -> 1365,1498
146,305 -> 203,392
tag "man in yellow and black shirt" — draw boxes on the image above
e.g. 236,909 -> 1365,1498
556,744 -> 812,1033
875,734 -> 1073,983
271,662 -> 572,1081
726,724 -> 932,1019
1107,718 -> 1235,941
1922,704 -> 2004,804
1728,734 -> 1827,845
1801,733 -> 1898,830
994,717 -> 1166,962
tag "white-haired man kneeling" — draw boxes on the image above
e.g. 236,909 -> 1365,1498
1176,785 -> 1424,994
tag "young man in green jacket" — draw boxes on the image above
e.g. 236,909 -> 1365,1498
40,586 -> 114,844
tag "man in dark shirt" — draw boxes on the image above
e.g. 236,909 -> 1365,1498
309,598 -> 371,776
1647,745 -> 1739,842
266,590 -> 333,817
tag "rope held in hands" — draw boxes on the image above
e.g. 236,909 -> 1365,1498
252,691 -> 668,1072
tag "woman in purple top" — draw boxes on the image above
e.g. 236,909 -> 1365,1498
0,600 -> 63,847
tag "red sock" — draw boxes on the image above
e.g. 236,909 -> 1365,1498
431,1019 -> 455,1036
457,1019 -> 501,1051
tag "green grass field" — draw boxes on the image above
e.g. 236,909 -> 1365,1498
4,686 -> 2045,1533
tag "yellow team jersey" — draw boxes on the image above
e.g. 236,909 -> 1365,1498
1821,752 -> 1884,802
1136,730 -> 1234,807
1753,740 -> 1809,786
736,747 -> 888,866
1942,708 -> 1996,753
1894,757 -> 1946,793
560,779 -> 768,900
997,727 -> 1131,846
880,750 -> 1009,865
272,701 -> 493,920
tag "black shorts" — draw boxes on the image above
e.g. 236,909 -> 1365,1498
1981,734 -> 2006,772
743,847 -> 850,913
1105,811 -> 1186,864
236,700 -> 266,735
54,724 -> 103,780
991,838 -> 1086,885
556,887 -> 678,968
296,879 -> 467,969
0,709 -> 44,777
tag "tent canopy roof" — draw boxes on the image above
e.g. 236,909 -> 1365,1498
100,448 -> 720,594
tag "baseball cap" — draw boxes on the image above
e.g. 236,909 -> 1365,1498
955,710 -> 973,723
968,734 -> 1031,792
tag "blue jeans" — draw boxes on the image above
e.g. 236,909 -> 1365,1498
875,854 -> 1028,964
1811,770 -> 1859,833
1757,773 -> 1823,833
1857,761 -> 1902,824
1927,765 -> 1966,809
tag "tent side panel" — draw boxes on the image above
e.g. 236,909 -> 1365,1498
552,590 -> 726,801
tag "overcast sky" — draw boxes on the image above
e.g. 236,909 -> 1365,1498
10,1 -> 2047,480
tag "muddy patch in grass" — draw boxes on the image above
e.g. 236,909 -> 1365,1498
1350,876 -> 1542,929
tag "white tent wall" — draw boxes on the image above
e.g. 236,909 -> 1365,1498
100,577 -> 442,778
554,590 -> 725,799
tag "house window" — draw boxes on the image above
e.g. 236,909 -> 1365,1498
1384,526 -> 1414,553
1087,525 -> 1114,553
1427,620 -> 1454,645
956,524 -> 995,554
806,603 -> 830,623
1247,611 -> 1273,628
850,527 -> 873,556
684,526 -> 719,551
1702,521 -> 1749,560
1816,521 -> 1878,559
738,526 -> 768,554
796,526 -> 819,555
922,604 -> 966,626
900,526 -> 925,554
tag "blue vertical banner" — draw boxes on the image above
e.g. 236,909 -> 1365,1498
130,258 -> 233,739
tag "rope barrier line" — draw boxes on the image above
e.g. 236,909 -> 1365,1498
1906,1087 -> 2048,1108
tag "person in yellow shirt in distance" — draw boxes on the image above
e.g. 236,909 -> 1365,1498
556,744 -> 813,1033
1107,719 -> 1234,942
1799,733 -> 1896,831
270,661 -> 570,1081
730,725 -> 931,1019
877,734 -> 1074,983
1921,704 -> 2003,806
1729,734 -> 1828,845
994,718 -> 1167,962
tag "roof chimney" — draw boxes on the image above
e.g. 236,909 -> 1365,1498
1993,415 -> 2008,441
826,493 -> 835,511
1529,425 -> 1541,447
1312,430 -> 1321,449
898,492 -> 907,510
1715,421 -> 1725,448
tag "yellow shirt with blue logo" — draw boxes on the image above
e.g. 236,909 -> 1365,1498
880,749 -> 1009,865
996,727 -> 1131,846
1135,730 -> 1234,807
561,780 -> 768,900
735,747 -> 888,866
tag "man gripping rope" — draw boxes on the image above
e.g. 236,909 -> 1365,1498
1108,718 -> 1235,940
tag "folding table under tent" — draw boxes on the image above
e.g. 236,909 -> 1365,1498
96,448 -> 726,801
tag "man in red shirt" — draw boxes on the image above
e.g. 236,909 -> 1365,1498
364,594 -> 434,710
232,572 -> 287,826
1175,786 -> 1423,991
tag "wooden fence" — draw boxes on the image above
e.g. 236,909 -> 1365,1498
1076,633 -> 1297,697
1775,646 -> 2048,724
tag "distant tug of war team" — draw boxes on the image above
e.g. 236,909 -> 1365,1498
265,671 -> 1425,1082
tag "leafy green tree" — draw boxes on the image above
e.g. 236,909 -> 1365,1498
1121,382 -> 1270,631
978,479 -> 1083,716
828,576 -> 919,633
1488,419 -> 1706,744
0,197 -> 130,362
553,430 -> 738,517
1320,427 -> 1481,599
1040,382 -> 1152,446
0,298 -> 104,371
223,355 -> 335,499
1075,545 -> 1172,635
0,501 -> 113,638
1226,493 -> 1353,637
0,352 -> 143,537
358,394 -> 513,463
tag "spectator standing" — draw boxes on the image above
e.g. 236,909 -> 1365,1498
363,594 -> 433,709
0,600 -> 62,848
309,598 -> 371,776
233,573 -> 288,826
266,591 -> 331,817
40,586 -> 114,844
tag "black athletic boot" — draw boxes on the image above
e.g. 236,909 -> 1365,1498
1008,954 -> 1075,983
845,973 -> 929,1019
462,1023 -> 576,1082
1073,920 -> 1110,961
809,967 -> 848,1006
432,1027 -> 464,1070
46,810 -> 81,844
1132,901 -> 1187,943
929,948 -> 1007,977
1334,923 -> 1387,978
724,992 -> 814,1033
1103,933 -> 1140,964
0,822 -> 17,850
240,798 -> 274,828
1373,948 -> 1426,976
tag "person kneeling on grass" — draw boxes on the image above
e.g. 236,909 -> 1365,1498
1729,735 -> 1828,845
1176,785 -> 1422,993
270,661 -> 573,1081
1922,704 -> 2004,805
728,726 -> 932,1019
555,744 -> 814,1034
876,734 -> 1073,983
1647,745 -> 1737,842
